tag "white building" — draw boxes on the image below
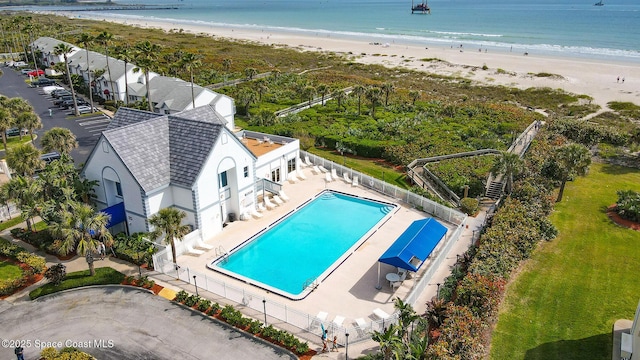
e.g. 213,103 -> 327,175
31,37 -> 81,67
81,105 -> 299,246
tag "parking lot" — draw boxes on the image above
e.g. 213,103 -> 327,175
0,65 -> 111,164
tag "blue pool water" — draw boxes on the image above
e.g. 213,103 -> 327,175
213,191 -> 395,299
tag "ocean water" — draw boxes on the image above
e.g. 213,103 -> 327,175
21,0 -> 640,61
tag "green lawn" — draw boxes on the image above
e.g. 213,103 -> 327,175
490,163 -> 640,360
29,267 -> 125,300
0,260 -> 23,280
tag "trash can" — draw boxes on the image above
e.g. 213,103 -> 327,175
228,213 -> 236,222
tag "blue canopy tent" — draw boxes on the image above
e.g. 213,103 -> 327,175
376,218 -> 447,289
102,202 -> 126,229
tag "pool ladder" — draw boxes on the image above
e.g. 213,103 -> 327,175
302,277 -> 319,291
216,245 -> 229,264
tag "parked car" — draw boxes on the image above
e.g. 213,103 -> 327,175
5,128 -> 24,137
21,69 -> 35,75
54,96 -> 73,106
77,106 -> 99,114
27,69 -> 45,77
41,152 -> 61,164
61,99 -> 88,109
51,89 -> 71,98
11,61 -> 27,68
42,86 -> 65,95
31,78 -> 56,87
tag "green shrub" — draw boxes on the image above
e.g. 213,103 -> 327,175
206,302 -> 221,316
44,264 -> 66,286
184,294 -> 200,307
174,290 -> 189,303
460,197 -> 479,215
16,252 -> 46,275
197,299 -> 212,312
616,189 -> 640,222
0,277 -> 26,296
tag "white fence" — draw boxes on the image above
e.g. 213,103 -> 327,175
152,153 -> 467,344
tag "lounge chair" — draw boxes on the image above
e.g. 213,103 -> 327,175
325,172 -> 333,183
278,190 -> 290,202
288,173 -> 299,183
343,173 -> 352,184
319,165 -> 329,173
352,176 -> 359,187
331,168 -> 339,181
373,308 -> 390,320
297,169 -> 307,180
264,196 -> 277,209
332,315 -> 345,328
354,318 -> 368,336
310,311 -> 328,330
304,156 -> 313,166
312,165 -> 322,175
185,244 -> 204,256
250,208 -> 263,218
196,238 -> 215,250
273,195 -> 285,205
257,203 -> 267,212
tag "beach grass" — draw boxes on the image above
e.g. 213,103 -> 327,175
29,267 -> 126,300
490,162 -> 640,360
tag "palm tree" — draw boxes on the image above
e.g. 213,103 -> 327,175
77,33 -> 95,113
16,111 -> 42,141
40,127 -> 78,155
181,52 -> 202,108
53,202 -> 112,275
53,43 -> 79,116
366,86 -> 382,118
244,67 -> 258,81
6,143 -> 42,176
371,325 -> 403,360
316,84 -> 328,106
490,151 -> 524,194
302,85 -> 315,106
550,143 -> 591,202
5,176 -> 42,232
255,79 -> 268,102
113,45 -> 134,105
331,89 -> 346,110
0,107 -> 12,152
237,88 -> 257,116
133,40 -> 161,112
96,31 -> 114,101
222,58 -> 232,84
149,207 -> 191,266
352,85 -> 366,115
381,82 -> 395,108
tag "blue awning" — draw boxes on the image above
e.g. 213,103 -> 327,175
378,218 -> 447,272
102,202 -> 126,228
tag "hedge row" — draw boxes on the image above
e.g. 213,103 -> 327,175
0,237 -> 46,295
426,131 -> 559,359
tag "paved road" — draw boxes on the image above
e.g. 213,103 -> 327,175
0,65 -> 108,165
0,286 -> 296,360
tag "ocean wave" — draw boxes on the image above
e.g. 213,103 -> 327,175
70,11 -> 640,61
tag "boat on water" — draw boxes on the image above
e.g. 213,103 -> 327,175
594,0 -> 604,6
412,0 -> 431,14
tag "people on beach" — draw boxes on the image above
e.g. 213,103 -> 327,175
331,335 -> 338,352
622,77 -> 625,83
617,76 -> 620,83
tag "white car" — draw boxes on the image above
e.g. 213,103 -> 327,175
76,106 -> 99,114
42,85 -> 65,95
21,69 -> 35,75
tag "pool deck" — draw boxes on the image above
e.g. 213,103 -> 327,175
173,166 -> 488,358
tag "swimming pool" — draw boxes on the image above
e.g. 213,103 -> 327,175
209,190 -> 396,299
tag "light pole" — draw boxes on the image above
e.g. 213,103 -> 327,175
263,299 -> 267,325
193,275 -> 198,296
345,332 -> 349,360
436,283 -> 441,298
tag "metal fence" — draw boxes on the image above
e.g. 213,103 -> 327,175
153,153 -> 467,344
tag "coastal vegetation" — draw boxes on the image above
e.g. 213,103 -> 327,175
0,11 -> 638,360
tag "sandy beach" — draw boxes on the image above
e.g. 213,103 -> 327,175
64,13 -> 640,110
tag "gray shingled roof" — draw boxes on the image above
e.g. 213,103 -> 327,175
32,37 -> 78,54
102,105 -> 228,192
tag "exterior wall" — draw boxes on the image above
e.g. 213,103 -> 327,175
82,138 -> 147,234
209,94 -> 236,129
195,128 -> 256,240
254,141 -> 300,183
